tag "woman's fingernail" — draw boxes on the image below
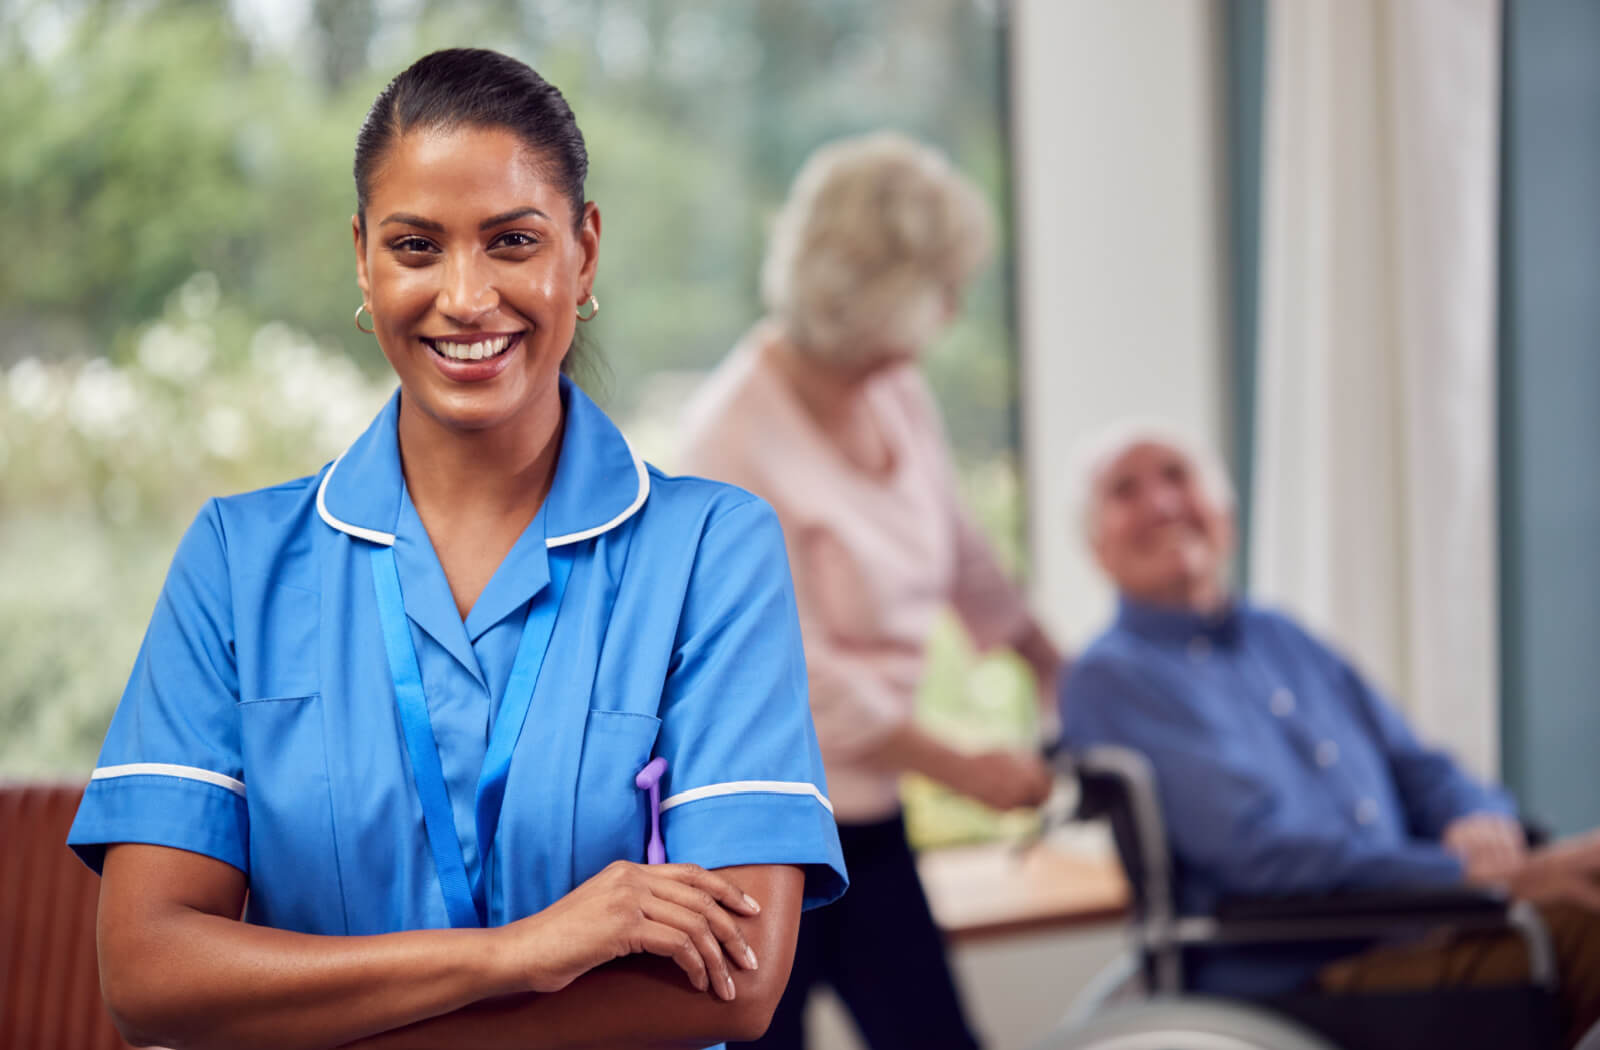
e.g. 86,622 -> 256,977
726,974 -> 738,1000
744,894 -> 761,913
745,946 -> 759,970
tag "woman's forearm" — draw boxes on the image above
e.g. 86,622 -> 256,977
863,720 -> 969,786
341,951 -> 786,1050
100,843 -> 518,1050
100,846 -> 800,1050
103,900 -> 515,1050
1010,617 -> 1066,709
341,865 -> 804,1050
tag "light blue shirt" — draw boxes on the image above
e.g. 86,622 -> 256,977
1061,598 -> 1512,996
71,378 -> 847,1028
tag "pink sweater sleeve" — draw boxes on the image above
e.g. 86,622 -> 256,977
895,369 -> 1031,651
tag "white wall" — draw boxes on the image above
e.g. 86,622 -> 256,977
1011,0 -> 1231,646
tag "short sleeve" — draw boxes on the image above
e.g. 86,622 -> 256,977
67,500 -> 249,875
655,498 -> 847,910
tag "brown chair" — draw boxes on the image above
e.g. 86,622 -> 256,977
0,781 -> 135,1050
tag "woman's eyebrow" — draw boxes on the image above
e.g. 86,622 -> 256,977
479,206 -> 550,229
379,212 -> 444,232
378,207 -> 550,233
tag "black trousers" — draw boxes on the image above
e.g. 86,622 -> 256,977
734,813 -> 982,1050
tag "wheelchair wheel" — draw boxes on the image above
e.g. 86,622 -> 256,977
1032,997 -> 1343,1050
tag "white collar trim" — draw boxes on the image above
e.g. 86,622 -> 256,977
546,438 -> 651,548
316,452 -> 397,546
316,440 -> 648,550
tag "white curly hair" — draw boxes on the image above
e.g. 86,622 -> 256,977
761,131 -> 994,367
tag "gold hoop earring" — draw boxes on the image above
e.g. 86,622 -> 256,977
354,303 -> 375,334
576,294 -> 599,323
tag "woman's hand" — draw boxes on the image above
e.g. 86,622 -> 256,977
866,722 -> 1055,811
501,861 -> 763,1001
948,749 -> 1055,811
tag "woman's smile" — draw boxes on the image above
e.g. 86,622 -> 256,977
420,330 -> 526,383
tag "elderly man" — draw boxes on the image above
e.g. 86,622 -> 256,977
1058,422 -> 1600,1046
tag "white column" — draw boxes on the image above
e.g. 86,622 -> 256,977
1010,0 -> 1230,646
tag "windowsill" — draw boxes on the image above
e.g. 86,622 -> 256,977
915,824 -> 1129,943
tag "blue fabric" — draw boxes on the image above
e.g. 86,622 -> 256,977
370,543 -> 482,929
370,536 -> 573,928
70,377 -> 847,1048
1060,597 -> 1514,997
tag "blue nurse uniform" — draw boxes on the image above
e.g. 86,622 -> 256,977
69,376 -> 848,1021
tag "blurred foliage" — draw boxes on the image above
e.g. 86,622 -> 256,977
1,0 -> 1030,845
0,295 -> 392,775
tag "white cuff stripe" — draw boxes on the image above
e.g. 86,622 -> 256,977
91,763 -> 246,798
659,780 -> 834,815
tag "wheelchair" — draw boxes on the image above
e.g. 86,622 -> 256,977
1031,745 -> 1570,1050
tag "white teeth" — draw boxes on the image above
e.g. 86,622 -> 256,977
434,335 -> 513,361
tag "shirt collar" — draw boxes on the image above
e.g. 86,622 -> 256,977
1114,594 -> 1243,647
316,375 -> 650,551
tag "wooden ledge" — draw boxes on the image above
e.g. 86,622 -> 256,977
916,829 -> 1129,943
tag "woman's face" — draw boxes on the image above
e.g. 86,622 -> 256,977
353,125 -> 600,435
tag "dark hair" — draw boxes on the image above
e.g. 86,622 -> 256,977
354,48 -> 588,233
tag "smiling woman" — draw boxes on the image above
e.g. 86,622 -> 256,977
66,48 -> 845,1050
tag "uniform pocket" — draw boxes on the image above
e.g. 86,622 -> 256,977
572,709 -> 662,884
237,693 -> 345,934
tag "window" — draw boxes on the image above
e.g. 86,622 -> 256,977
1,0 -> 1031,845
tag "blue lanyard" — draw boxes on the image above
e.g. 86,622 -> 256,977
370,544 -> 573,928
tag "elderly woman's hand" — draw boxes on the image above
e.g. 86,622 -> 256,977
949,749 -> 1054,811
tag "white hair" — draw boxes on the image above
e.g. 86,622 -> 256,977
761,131 -> 994,367
1069,418 -> 1236,539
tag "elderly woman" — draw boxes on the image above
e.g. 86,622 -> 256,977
68,49 -> 845,1050
679,132 -> 1064,1050
1060,421 -> 1600,1049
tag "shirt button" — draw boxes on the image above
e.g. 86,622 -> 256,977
1355,798 -> 1380,825
1270,688 -> 1296,717
1188,636 -> 1212,663
1315,740 -> 1340,768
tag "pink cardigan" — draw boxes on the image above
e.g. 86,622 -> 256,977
678,337 -> 1030,823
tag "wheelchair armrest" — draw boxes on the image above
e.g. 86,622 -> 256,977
1163,893 -> 1557,988
1214,886 -> 1509,923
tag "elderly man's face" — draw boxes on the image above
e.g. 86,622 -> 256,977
1089,441 -> 1233,606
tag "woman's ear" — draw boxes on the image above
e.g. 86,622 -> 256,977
352,214 -> 371,303
576,201 -> 602,299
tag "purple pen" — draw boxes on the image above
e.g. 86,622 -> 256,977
635,757 -> 669,864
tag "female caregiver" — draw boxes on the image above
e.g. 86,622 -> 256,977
679,133 -> 1064,1050
68,49 -> 845,1050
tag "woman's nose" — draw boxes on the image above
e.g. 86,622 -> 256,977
436,252 -> 499,324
